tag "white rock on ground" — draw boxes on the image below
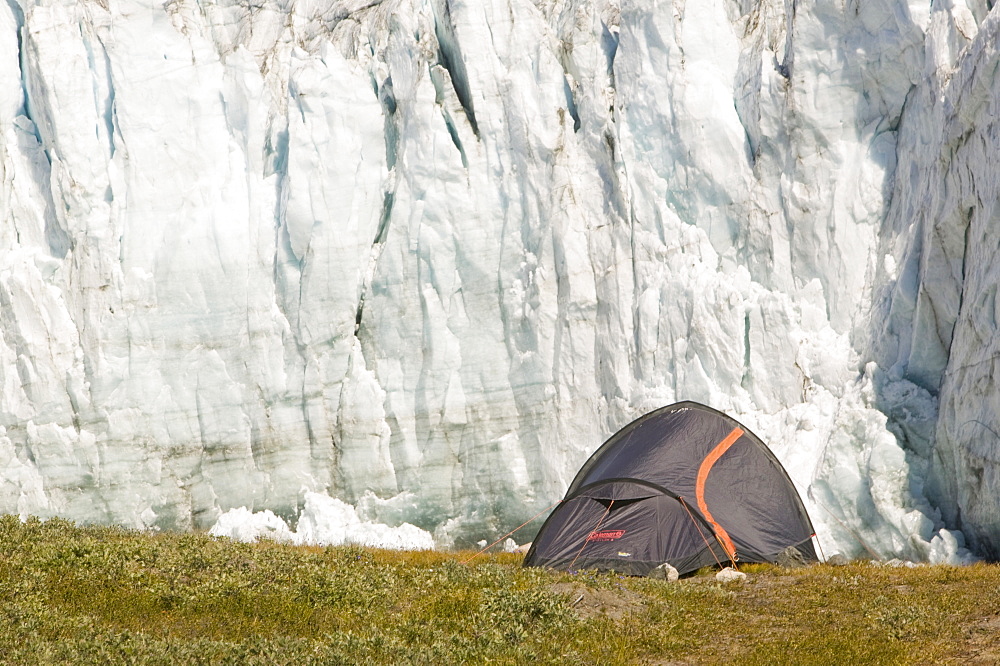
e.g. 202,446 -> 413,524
715,567 -> 747,584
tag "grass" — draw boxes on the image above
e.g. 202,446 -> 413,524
1,516 -> 998,664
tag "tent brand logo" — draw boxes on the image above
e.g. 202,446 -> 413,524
587,530 -> 625,541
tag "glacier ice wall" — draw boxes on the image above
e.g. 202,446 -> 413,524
0,0 -> 996,559
866,5 -> 1000,559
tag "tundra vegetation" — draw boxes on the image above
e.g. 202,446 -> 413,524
1,516 -> 997,664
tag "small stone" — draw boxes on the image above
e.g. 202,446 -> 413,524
826,553 -> 850,566
775,545 -> 807,568
649,562 -> 679,581
715,567 -> 747,583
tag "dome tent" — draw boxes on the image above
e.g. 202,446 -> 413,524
523,401 -> 817,576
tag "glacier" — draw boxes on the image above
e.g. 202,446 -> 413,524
1,0 -> 998,561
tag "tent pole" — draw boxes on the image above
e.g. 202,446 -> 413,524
813,534 -> 826,562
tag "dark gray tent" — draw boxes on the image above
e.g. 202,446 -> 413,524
523,401 -> 817,576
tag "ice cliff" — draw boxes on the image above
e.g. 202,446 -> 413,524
1,0 -> 998,560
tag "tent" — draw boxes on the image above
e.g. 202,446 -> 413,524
523,401 -> 817,576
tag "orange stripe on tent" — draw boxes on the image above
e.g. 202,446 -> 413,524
695,427 -> 743,563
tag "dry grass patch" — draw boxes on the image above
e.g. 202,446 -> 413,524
2,517 -> 1000,664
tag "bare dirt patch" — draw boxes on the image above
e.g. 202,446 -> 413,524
548,581 -> 647,620
960,615 -> 1000,665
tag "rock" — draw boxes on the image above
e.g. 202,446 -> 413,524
649,562 -> 679,582
775,546 -> 807,568
715,567 -> 747,583
826,553 -> 850,566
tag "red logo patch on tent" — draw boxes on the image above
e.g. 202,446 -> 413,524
587,530 -> 625,542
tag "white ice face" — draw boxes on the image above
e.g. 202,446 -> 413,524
0,0 -> 996,561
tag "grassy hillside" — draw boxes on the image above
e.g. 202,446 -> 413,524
0,516 -> 997,664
